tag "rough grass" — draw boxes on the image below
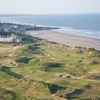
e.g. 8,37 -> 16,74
0,38 -> 100,100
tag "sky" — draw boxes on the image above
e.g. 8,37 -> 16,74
0,0 -> 100,14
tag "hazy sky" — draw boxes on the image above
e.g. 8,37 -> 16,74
0,0 -> 100,14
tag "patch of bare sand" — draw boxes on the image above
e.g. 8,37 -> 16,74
26,30 -> 100,51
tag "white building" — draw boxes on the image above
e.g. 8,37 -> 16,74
0,34 -> 22,42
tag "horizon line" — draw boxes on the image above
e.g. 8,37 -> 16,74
0,13 -> 100,16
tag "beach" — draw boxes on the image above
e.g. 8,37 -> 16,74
26,30 -> 100,50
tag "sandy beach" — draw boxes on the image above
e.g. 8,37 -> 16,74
26,30 -> 100,50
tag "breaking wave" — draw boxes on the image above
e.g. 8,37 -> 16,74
52,27 -> 100,39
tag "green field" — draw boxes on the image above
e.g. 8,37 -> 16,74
0,36 -> 100,100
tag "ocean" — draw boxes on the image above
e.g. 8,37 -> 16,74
0,14 -> 100,39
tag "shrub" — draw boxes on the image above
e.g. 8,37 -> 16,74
89,60 -> 98,65
76,50 -> 83,54
87,73 -> 100,80
15,57 -> 31,63
88,48 -> 96,52
89,51 -> 100,58
41,62 -> 63,71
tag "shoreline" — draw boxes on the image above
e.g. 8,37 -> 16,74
26,30 -> 100,50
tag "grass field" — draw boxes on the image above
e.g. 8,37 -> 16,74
0,37 -> 100,100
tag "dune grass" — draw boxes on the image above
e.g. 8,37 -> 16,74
0,37 -> 100,100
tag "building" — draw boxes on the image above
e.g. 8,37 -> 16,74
0,34 -> 22,42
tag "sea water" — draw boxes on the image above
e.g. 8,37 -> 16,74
0,14 -> 100,39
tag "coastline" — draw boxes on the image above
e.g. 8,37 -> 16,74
26,30 -> 100,51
